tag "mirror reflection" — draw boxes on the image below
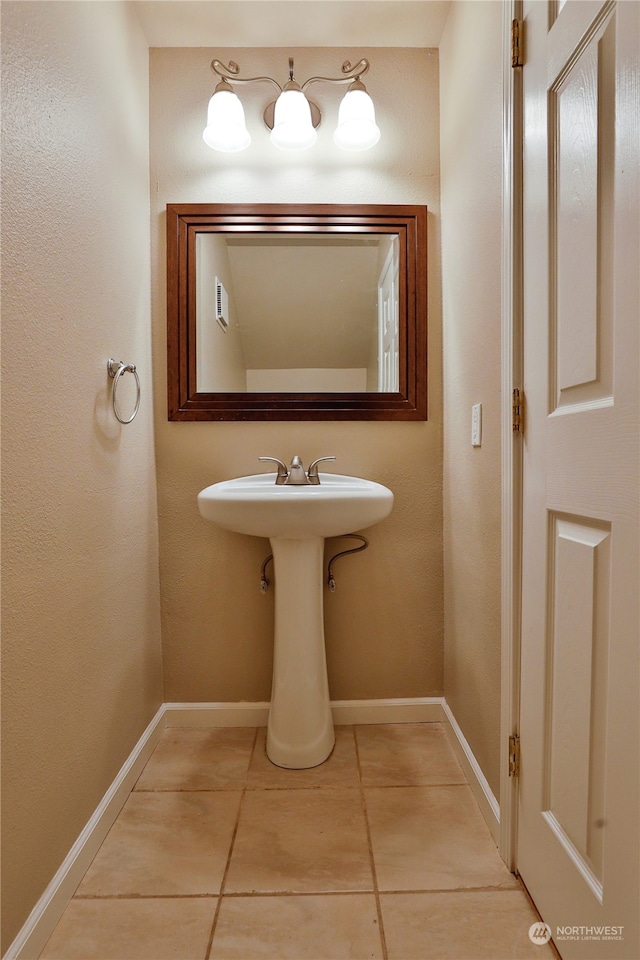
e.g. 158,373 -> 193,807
196,233 -> 399,393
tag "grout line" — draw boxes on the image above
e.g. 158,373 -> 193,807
135,782 -> 470,793
353,727 -> 388,960
208,889 -> 387,899
133,787 -> 250,793
135,784 -> 362,793
74,893 -> 219,900
375,884 -> 527,896
74,883 -> 523,901
360,781 -> 470,791
204,726 -> 259,960
243,783 -> 361,791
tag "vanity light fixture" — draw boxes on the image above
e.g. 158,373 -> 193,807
202,57 -> 381,153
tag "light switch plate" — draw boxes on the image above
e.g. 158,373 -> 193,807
472,403 -> 482,447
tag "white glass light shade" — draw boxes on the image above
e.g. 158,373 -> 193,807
203,90 -> 251,153
270,89 -> 317,151
333,88 -> 381,151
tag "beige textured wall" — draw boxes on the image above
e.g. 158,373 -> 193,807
150,47 -> 444,703
440,1 -> 503,797
1,2 -> 163,950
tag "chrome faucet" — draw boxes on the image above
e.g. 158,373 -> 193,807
259,455 -> 336,485
287,455 -> 308,485
307,456 -> 337,484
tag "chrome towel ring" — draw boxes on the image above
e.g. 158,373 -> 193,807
107,358 -> 140,424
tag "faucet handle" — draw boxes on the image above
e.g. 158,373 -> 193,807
258,456 -> 289,485
307,456 -> 336,484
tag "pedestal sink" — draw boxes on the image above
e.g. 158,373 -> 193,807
198,471 -> 393,768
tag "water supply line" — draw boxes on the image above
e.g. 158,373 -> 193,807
260,555 -> 273,593
326,534 -> 369,592
259,534 -> 369,593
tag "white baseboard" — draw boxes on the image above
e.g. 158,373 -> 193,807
164,697 -> 444,727
164,701 -> 271,727
5,697 -> 501,960
4,706 -> 167,960
331,697 -> 443,724
441,700 -> 501,845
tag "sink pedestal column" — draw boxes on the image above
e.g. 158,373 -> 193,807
266,536 -> 335,768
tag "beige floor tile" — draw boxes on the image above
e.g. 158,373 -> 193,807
225,788 -> 374,894
77,792 -> 241,896
356,723 -> 467,787
209,894 -> 383,959
365,785 -> 519,891
381,890 -> 557,959
135,727 -> 256,791
247,726 -> 360,790
39,897 -> 216,960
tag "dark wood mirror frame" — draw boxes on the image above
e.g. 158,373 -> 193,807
166,203 -> 427,421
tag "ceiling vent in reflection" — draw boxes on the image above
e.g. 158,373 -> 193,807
215,277 -> 229,331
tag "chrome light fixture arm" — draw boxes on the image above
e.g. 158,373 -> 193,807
210,59 -> 283,94
301,59 -> 371,91
210,57 -> 370,92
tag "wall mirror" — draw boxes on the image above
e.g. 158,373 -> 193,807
166,204 -> 427,420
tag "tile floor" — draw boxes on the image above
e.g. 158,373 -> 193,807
40,723 -> 556,960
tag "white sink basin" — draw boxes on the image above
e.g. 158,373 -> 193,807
197,469 -> 393,770
198,472 -> 393,539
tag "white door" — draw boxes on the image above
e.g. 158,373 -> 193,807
378,237 -> 399,391
518,2 -> 639,958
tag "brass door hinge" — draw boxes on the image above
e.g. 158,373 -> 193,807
513,388 -> 524,433
509,734 -> 521,777
511,19 -> 524,68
